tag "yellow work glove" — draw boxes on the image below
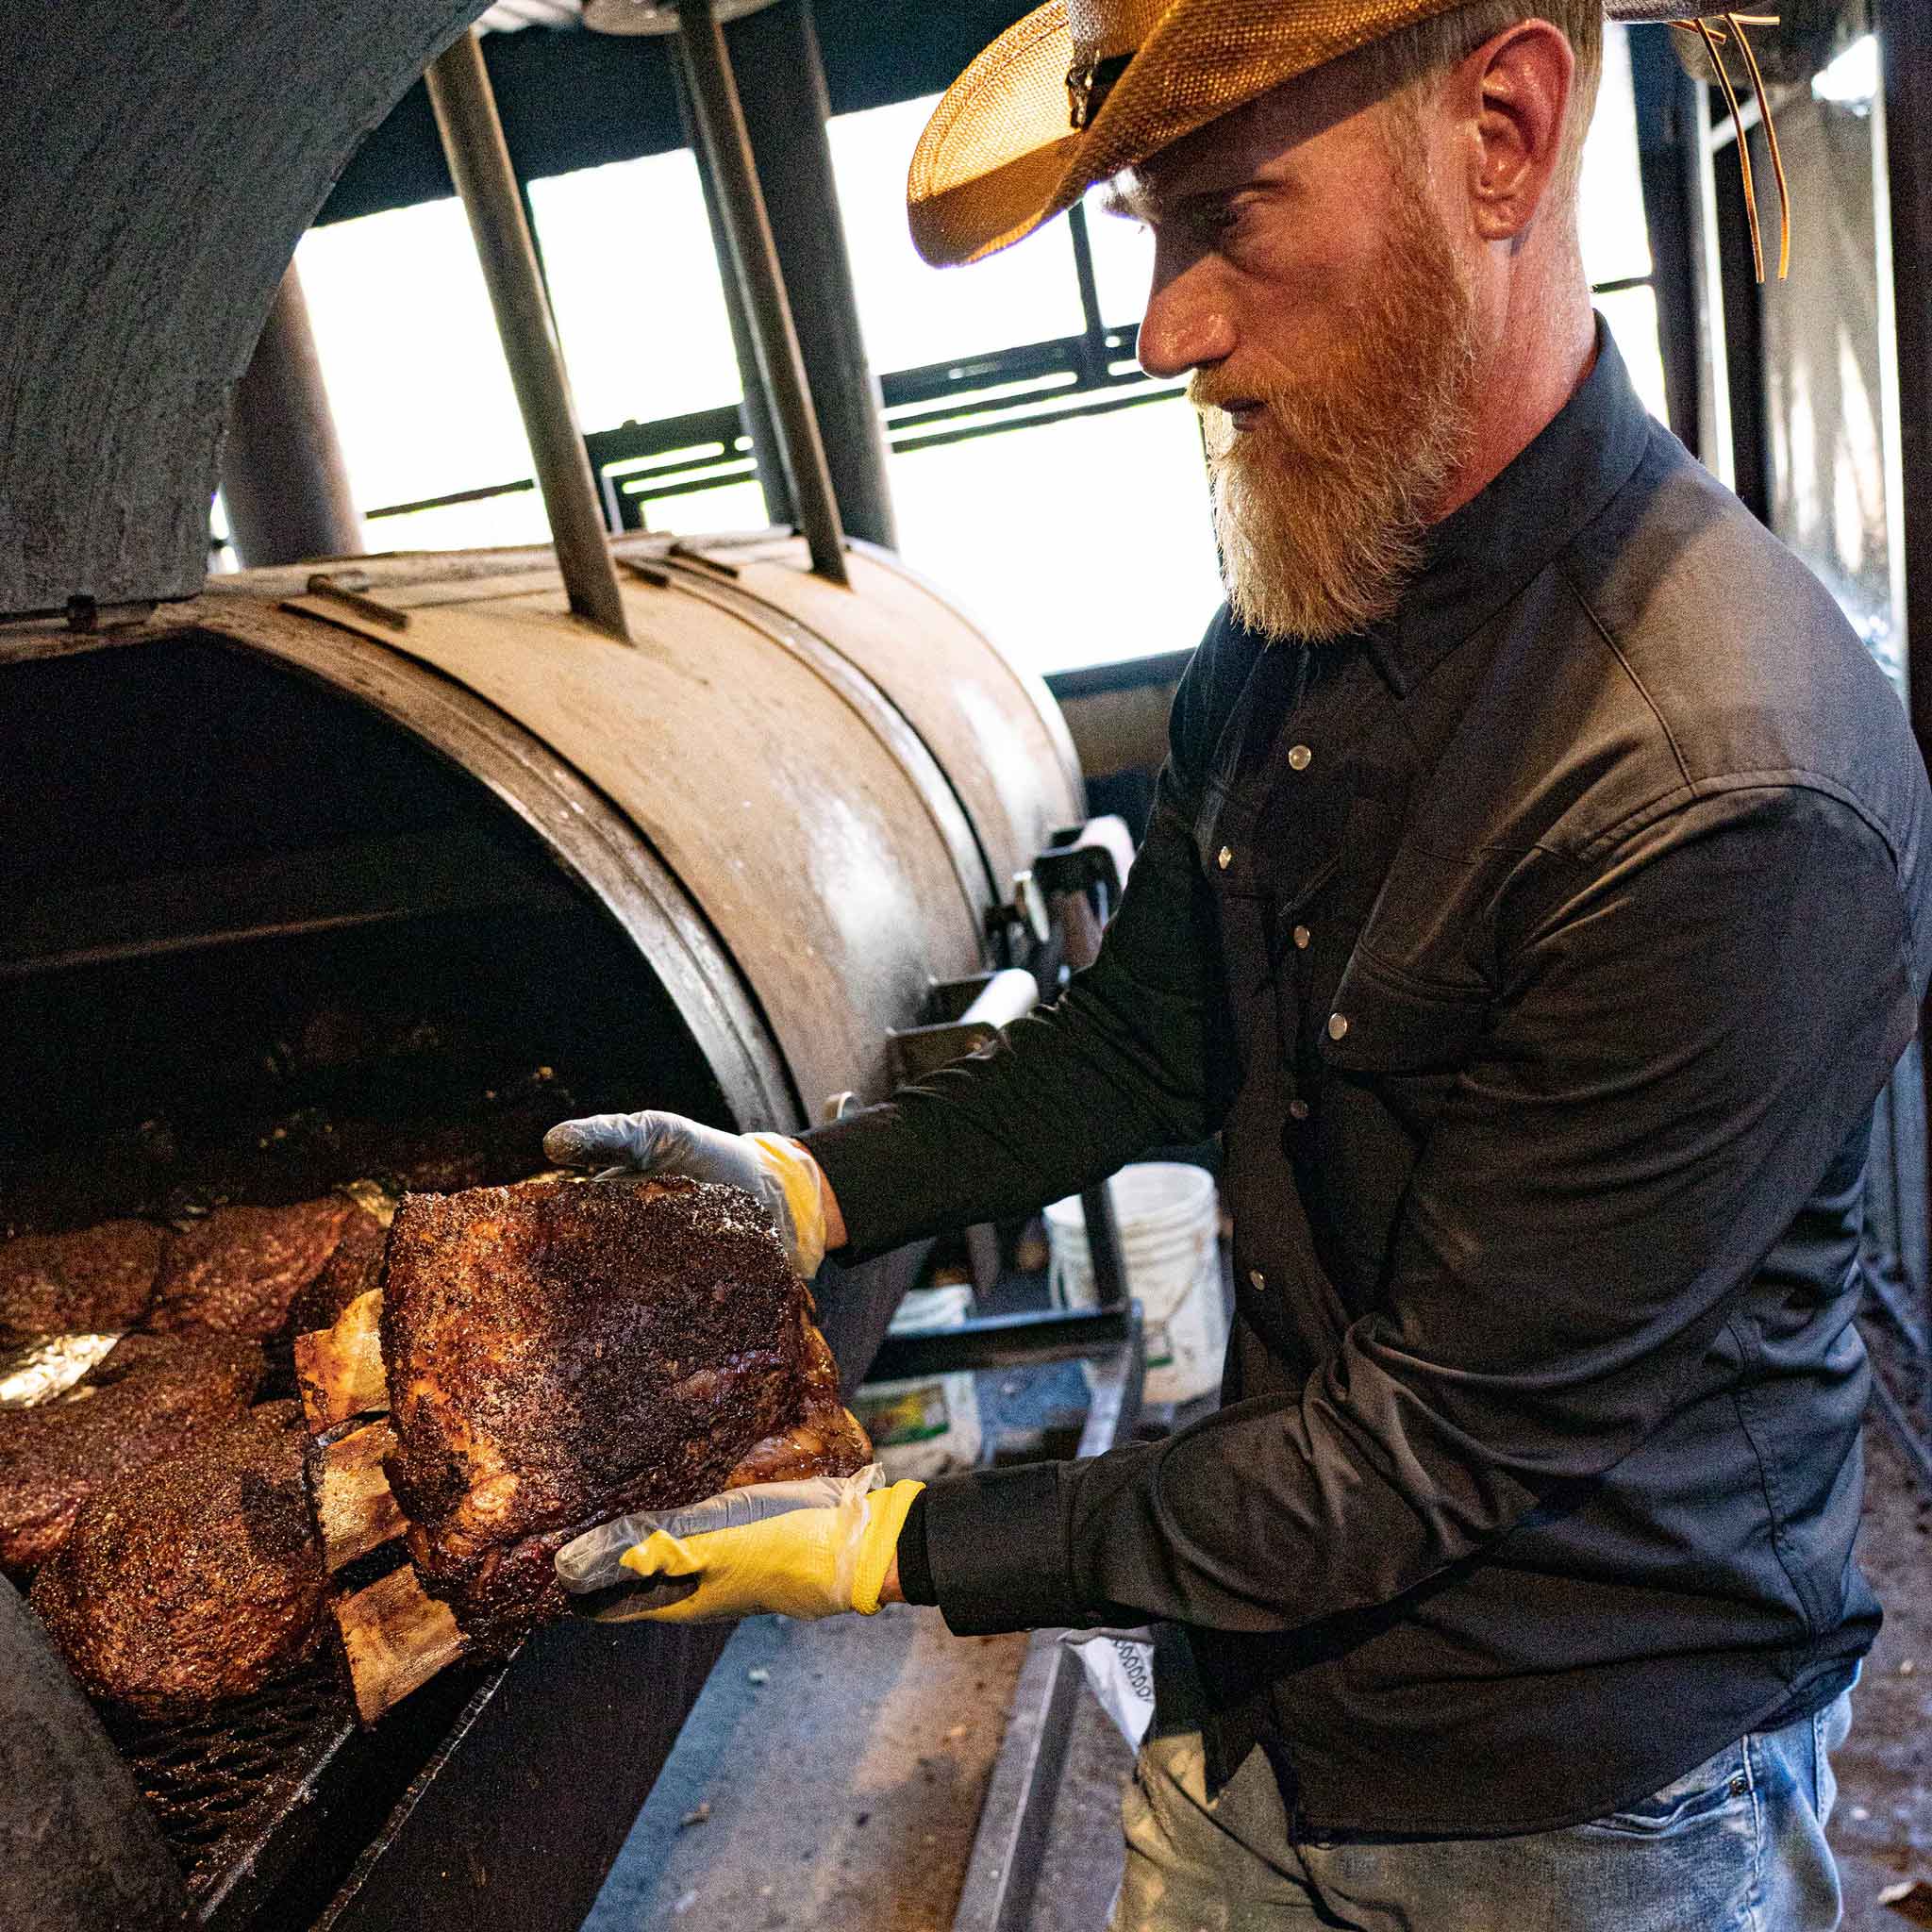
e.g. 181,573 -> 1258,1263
542,1109 -> 830,1276
553,1465 -> 923,1624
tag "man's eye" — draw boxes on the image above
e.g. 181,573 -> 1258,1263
1193,203 -> 1243,243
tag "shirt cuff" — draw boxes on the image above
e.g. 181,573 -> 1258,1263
894,1487 -> 938,1606
800,1104 -> 912,1263
923,1461 -> 1083,1636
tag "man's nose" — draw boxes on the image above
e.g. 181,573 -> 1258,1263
1137,258 -> 1235,380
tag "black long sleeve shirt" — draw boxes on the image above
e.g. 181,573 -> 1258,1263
805,328 -> 1932,1835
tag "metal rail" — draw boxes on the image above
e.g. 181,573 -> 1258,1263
951,1310 -> 1145,1932
424,30 -> 631,642
673,0 -> 849,584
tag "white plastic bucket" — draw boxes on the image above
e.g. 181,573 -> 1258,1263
1045,1163 -> 1225,1405
851,1281 -> 984,1481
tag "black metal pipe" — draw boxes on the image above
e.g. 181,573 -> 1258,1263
675,0 -> 849,583
733,0 -> 898,550
221,263 -> 365,567
424,30 -> 632,641
1627,27 -> 1704,454
865,1304 -> 1134,1381
672,56 -> 795,528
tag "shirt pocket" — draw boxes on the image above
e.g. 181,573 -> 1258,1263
1318,948 -> 1491,1081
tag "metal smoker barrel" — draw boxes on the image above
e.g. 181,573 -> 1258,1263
175,530 -> 1081,1130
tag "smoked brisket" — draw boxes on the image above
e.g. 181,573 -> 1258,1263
146,1198 -> 363,1340
30,1401 -> 327,1719
0,1221 -> 168,1343
379,1175 -> 868,1653
0,1333 -> 263,1574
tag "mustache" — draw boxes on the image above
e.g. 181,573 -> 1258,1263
1188,373 -> 1272,415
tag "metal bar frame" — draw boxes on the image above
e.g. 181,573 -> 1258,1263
222,263 -> 366,568
1627,27 -> 1706,452
674,0 -> 848,583
424,30 -> 631,642
732,0 -> 898,550
950,1309 -> 1145,1932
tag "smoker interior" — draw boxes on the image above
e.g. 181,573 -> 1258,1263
1,628 -> 735,1236
1,626 -> 758,1922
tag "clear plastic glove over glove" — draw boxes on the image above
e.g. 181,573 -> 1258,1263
554,1464 -> 923,1624
542,1110 -> 830,1276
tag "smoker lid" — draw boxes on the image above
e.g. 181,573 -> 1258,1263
0,0 -> 491,620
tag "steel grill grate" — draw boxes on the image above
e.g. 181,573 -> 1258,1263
106,1658 -> 358,1918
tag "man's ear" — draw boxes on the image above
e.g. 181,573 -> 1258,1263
1449,21 -> 1577,244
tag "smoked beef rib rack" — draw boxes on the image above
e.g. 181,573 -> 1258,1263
296,1173 -> 870,1722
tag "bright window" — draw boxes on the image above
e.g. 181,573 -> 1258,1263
295,199 -> 537,541
825,96 -> 1086,371
285,29 -> 1675,654
526,149 -> 743,432
890,396 -> 1221,675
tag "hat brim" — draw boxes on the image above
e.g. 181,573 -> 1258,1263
906,0 -> 1476,268
908,0 -> 1632,269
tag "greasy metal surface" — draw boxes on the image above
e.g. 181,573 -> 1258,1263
16,530 -> 1079,1126
108,1658 -> 357,1924
715,539 -> 1086,898
258,560 -> 999,1109
170,602 -> 800,1132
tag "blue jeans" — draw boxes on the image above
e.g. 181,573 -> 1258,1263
1108,1683 -> 1853,1931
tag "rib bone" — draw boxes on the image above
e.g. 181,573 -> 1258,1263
309,1422 -> 407,1573
333,1563 -> 468,1724
294,1289 -> 388,1432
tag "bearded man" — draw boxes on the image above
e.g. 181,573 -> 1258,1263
546,3 -> 1932,1925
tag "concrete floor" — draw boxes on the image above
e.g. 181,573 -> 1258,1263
579,1603 -> 1030,1932
581,1373 -> 1932,1932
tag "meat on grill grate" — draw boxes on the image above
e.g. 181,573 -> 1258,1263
288,1206 -> 389,1340
0,1220 -> 169,1343
372,1175 -> 870,1657
146,1199 -> 367,1340
0,1332 -> 263,1574
30,1401 -> 328,1719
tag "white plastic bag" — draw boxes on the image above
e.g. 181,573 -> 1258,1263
1058,1626 -> 1158,1748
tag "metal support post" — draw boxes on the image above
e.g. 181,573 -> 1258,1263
425,29 -> 631,641
733,0 -> 899,549
673,59 -> 796,527
221,263 -> 365,568
675,0 -> 850,583
1882,0 -> 1932,742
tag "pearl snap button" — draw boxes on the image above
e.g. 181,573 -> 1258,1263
1327,1013 -> 1349,1041
1288,744 -> 1313,771
1217,846 -> 1233,870
1249,1269 -> 1266,1291
1292,925 -> 1310,950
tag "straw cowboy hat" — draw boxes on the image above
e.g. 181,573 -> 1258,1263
908,0 -> 1774,270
